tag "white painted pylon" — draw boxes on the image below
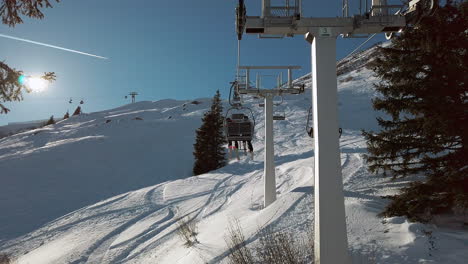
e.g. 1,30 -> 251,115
263,93 -> 276,207
307,32 -> 350,264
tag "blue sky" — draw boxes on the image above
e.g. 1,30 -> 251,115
0,0 -> 388,125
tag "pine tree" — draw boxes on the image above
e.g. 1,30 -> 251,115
63,111 -> 69,119
0,0 -> 58,114
45,115 -> 55,125
363,2 -> 468,222
72,106 -> 81,116
0,0 -> 60,26
193,90 -> 227,175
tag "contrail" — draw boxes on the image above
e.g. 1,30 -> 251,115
0,33 -> 108,60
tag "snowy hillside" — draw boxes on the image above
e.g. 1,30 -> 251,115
1,45 -> 467,263
0,120 -> 50,139
0,98 -> 210,241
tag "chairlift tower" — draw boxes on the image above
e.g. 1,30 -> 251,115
128,92 -> 138,103
235,0 -> 438,263
236,65 -> 304,207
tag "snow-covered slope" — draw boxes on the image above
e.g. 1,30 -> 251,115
0,120 -> 50,139
0,98 -> 210,241
1,45 -> 467,263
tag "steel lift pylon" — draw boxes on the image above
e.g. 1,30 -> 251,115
235,0 -> 438,263
236,65 -> 304,208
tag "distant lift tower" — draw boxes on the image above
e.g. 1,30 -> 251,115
236,66 -> 304,207
235,0 -> 438,264
128,92 -> 139,103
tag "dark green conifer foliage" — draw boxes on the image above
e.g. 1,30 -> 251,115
0,0 -> 58,114
0,0 -> 60,26
45,115 -> 55,125
193,90 -> 227,175
363,2 -> 468,222
72,106 -> 81,116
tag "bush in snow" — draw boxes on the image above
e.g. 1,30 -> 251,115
225,219 -> 255,264
225,219 -> 314,264
254,226 -> 313,264
0,253 -> 11,264
176,217 -> 198,247
63,111 -> 70,119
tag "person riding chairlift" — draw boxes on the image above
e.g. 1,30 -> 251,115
242,115 -> 254,158
226,118 -> 240,160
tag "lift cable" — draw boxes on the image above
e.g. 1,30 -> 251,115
237,39 -> 241,79
342,33 -> 377,61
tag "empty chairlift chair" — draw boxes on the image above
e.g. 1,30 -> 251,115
273,112 -> 286,121
273,96 -> 286,120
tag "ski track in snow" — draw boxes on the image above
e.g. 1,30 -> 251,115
1,45 -> 467,263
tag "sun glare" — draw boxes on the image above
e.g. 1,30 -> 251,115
27,77 -> 48,92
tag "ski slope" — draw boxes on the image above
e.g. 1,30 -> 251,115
0,99 -> 210,241
1,45 -> 466,263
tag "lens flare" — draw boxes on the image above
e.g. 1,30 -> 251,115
18,75 -> 26,85
27,77 -> 48,92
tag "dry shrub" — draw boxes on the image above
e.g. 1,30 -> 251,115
176,217 -> 198,247
225,219 -> 314,264
339,76 -> 354,83
0,253 -> 11,264
255,226 -> 313,264
225,219 -> 255,264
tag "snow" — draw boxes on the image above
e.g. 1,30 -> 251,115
1,45 -> 467,263
0,99 -> 210,241
0,120 -> 48,139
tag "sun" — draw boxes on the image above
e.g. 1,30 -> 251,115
26,77 -> 48,92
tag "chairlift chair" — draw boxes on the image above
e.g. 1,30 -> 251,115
273,110 -> 286,121
273,115 -> 286,121
257,98 -> 286,120
224,107 -> 255,142
272,95 -> 286,120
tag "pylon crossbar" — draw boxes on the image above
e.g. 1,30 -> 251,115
238,66 -> 301,70
244,16 -> 406,37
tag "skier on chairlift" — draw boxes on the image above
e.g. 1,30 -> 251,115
226,118 -> 240,160
243,115 -> 254,159
228,140 -> 240,160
